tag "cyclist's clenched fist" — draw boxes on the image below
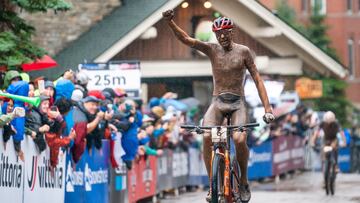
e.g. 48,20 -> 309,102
263,112 -> 275,124
162,9 -> 174,21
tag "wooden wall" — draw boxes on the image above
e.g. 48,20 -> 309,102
112,0 -> 277,61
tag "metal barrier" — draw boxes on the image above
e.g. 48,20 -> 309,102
109,164 -> 128,203
248,140 -> 273,180
64,140 -> 110,203
127,156 -> 157,203
187,147 -> 208,186
156,149 -> 174,192
339,147 -> 351,173
0,128 -> 314,203
0,130 -> 66,203
272,135 -> 305,175
171,148 -> 189,188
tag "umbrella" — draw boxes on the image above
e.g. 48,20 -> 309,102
21,55 -> 57,72
180,97 -> 200,109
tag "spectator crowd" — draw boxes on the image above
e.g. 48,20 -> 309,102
0,70 -> 198,170
1,69 -> 360,173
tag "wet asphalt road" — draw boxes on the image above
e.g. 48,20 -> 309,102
159,172 -> 360,203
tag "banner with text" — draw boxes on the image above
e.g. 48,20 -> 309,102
23,137 -> 66,203
65,140 -> 110,203
248,141 -> 273,180
0,131 -> 24,203
79,61 -> 141,97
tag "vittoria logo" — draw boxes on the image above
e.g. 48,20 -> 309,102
0,153 -> 22,188
27,156 -> 63,191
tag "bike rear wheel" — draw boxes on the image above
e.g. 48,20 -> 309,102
324,160 -> 330,195
211,154 -> 226,203
329,162 -> 336,195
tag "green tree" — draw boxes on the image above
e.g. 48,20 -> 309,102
0,0 -> 71,70
307,0 -> 338,60
275,0 -> 306,34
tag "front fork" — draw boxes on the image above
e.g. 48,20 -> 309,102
224,149 -> 230,196
211,145 -> 231,200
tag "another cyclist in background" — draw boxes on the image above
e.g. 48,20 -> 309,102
312,111 -> 340,172
163,10 -> 275,202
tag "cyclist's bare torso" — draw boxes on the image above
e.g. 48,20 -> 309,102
207,43 -> 251,96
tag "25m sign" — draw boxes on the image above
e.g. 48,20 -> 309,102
94,74 -> 126,86
85,69 -> 141,90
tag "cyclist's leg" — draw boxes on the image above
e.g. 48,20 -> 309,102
231,103 -> 248,185
231,101 -> 251,202
203,101 -> 223,202
330,138 -> 339,169
203,102 -> 224,178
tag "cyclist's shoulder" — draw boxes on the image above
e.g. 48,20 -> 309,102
233,43 -> 250,50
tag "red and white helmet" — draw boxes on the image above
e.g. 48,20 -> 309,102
212,17 -> 234,32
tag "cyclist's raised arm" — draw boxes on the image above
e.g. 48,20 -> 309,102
244,48 -> 272,115
163,10 -> 211,56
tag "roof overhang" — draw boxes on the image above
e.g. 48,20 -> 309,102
94,0 -> 183,63
48,0 -> 347,80
210,0 -> 347,78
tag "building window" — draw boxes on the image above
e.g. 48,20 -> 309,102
347,0 -> 353,13
311,0 -> 326,15
301,0 -> 308,12
348,39 -> 355,77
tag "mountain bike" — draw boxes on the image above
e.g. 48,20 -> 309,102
181,114 -> 259,203
323,146 -> 336,196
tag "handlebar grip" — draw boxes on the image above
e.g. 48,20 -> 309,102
180,125 -> 196,129
242,123 -> 260,128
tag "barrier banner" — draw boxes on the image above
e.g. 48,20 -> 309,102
187,147 -> 203,186
272,136 -> 292,175
339,147 -> 351,173
248,141 -> 273,180
65,140 -> 110,203
289,136 -> 305,170
156,149 -> 173,192
109,162 -> 128,203
0,131 -> 24,203
199,151 -> 209,186
171,149 -> 189,188
128,156 -> 157,203
23,136 -> 66,203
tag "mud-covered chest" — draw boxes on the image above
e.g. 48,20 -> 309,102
213,51 -> 244,71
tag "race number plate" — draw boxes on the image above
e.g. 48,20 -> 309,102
323,146 -> 333,153
211,127 -> 227,143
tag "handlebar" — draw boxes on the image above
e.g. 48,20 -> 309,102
181,123 -> 259,133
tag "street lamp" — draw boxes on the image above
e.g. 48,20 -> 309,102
181,2 -> 189,8
204,1 -> 212,9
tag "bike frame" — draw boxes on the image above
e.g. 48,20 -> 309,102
181,120 -> 259,202
211,116 -> 232,201
210,116 -> 240,202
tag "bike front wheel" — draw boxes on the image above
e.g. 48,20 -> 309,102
211,153 -> 226,203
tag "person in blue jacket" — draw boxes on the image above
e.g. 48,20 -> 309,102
121,100 -> 143,170
6,80 -> 29,161
55,79 -> 75,101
